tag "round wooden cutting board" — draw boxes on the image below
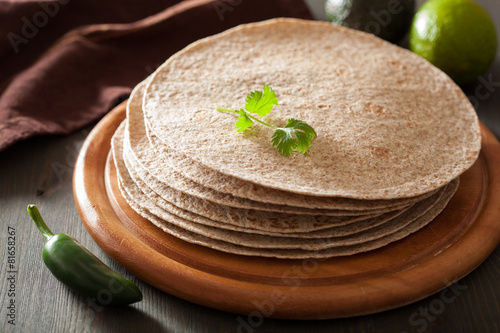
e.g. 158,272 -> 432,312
73,102 -> 500,319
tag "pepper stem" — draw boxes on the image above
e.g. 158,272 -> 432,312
27,204 -> 55,241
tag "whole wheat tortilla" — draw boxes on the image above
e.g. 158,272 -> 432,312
113,120 -> 457,251
143,18 -> 480,199
121,135 -> 420,236
128,114 -> 395,217
122,188 -> 455,258
116,159 -> 458,257
122,140 -> 454,249
130,80 -> 434,211
121,171 -> 453,249
117,124 -> 403,233
145,115 -> 433,210
124,141 -> 389,231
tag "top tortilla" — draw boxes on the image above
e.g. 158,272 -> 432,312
143,18 -> 481,199
132,79 -> 433,211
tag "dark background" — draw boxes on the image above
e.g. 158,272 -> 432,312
1,0 -> 499,332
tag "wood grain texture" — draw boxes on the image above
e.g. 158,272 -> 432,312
72,101 -> 500,320
1,0 -> 500,331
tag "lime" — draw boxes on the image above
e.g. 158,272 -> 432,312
409,0 -> 497,85
325,0 -> 415,43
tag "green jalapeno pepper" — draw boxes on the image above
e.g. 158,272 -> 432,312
27,204 -> 142,305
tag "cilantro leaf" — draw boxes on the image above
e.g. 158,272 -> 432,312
217,86 -> 317,156
235,109 -> 254,132
271,128 -> 296,156
271,118 -> 317,156
245,85 -> 278,117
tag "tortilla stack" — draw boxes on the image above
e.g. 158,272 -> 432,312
110,18 -> 480,259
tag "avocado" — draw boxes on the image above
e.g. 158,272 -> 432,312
325,0 -> 415,43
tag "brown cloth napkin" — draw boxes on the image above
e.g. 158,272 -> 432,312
0,0 -> 313,152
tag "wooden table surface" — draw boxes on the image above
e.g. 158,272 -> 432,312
1,0 -> 499,332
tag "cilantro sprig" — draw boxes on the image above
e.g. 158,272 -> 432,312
216,85 -> 317,156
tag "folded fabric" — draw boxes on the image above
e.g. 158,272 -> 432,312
0,0 -> 312,151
